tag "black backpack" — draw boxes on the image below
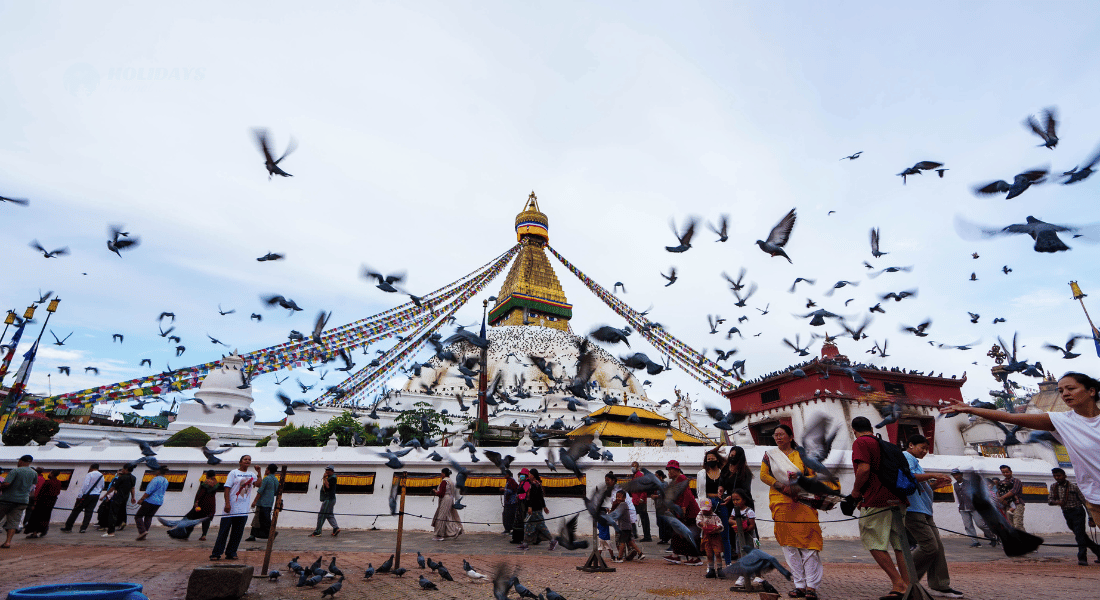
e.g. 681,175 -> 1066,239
874,434 -> 917,499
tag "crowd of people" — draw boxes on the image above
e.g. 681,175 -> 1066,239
1,372 -> 1097,599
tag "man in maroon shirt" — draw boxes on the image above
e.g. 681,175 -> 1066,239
848,417 -> 910,600
630,461 -> 652,542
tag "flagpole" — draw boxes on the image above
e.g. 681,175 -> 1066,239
1,298 -> 59,432
0,311 -> 15,348
1069,282 -> 1100,358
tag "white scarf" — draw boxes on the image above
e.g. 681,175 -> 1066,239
765,447 -> 804,482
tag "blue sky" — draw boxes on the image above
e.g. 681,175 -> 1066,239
2,2 -> 1099,420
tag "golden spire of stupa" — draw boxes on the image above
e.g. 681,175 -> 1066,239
489,192 -> 572,331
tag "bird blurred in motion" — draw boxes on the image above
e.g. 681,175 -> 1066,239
253,128 -> 297,178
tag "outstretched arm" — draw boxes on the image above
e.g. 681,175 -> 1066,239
939,399 -> 1054,431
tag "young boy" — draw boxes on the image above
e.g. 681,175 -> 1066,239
697,498 -> 724,578
611,490 -> 645,563
596,507 -> 616,561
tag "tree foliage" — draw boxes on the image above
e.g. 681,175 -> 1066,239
165,426 -> 211,447
394,401 -> 456,444
3,417 -> 61,446
314,411 -> 382,446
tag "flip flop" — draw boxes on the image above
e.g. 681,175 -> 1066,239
0,544 -> 10,549
878,592 -> 904,600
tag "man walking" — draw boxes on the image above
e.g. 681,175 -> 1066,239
951,468 -> 996,547
210,455 -> 260,561
1048,467 -> 1100,566
997,465 -> 1025,531
103,464 -> 136,537
903,435 -> 965,598
0,455 -> 37,549
247,464 -> 279,542
630,461 -> 653,542
311,466 -> 339,537
848,417 -> 910,600
134,465 -> 170,540
62,463 -> 104,534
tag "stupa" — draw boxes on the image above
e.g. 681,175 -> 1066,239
166,351 -> 257,436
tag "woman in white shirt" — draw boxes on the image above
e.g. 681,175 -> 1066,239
941,372 -> 1100,527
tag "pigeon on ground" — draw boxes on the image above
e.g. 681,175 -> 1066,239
417,575 -> 437,590
321,577 -> 343,597
377,554 -> 394,573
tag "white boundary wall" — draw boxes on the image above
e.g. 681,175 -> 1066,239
2,443 -> 1072,538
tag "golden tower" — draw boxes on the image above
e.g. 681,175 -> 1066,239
488,192 -> 573,331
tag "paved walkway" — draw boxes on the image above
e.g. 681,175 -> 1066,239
2,528 -> 1095,600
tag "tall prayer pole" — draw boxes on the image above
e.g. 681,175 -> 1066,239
1070,281 -> 1100,358
476,299 -> 490,431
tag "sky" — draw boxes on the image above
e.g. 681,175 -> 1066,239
2,2 -> 1099,422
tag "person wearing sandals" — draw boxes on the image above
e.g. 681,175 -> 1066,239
311,466 -> 340,537
430,467 -> 463,541
760,424 -> 826,600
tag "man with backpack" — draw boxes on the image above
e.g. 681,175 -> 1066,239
846,417 -> 912,600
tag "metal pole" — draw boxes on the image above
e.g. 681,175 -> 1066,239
394,472 -> 408,569
259,465 -> 288,575
476,300 -> 489,433
1,308 -> 54,433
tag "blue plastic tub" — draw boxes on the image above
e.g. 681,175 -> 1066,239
7,583 -> 147,600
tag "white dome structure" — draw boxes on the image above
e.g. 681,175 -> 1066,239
167,352 -> 257,437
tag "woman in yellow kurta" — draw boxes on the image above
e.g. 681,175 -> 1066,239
760,424 -> 825,600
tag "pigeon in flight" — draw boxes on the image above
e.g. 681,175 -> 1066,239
896,161 -> 943,184
0,195 -> 29,206
257,252 -> 284,261
968,312 -> 980,324
666,216 -> 698,253
869,228 -> 888,258
590,325 -> 631,347
783,335 -> 813,357
974,168 -> 1048,199
755,208 -> 796,262
29,240 -> 69,258
799,309 -> 844,327
1043,335 -> 1089,359
661,267 -> 678,287
106,225 -> 139,257
57,366 -> 71,375
840,151 -> 862,161
954,214 -> 1099,253
1024,107 -> 1058,149
112,334 -> 124,343
253,128 -> 298,178
708,214 -> 730,242
363,267 -> 405,293
881,290 -> 917,302
901,319 -> 933,337
217,304 -> 235,316
50,330 -> 73,346
788,277 -> 815,293
823,280 -> 857,297
613,282 -> 626,293
1061,143 -> 1100,184
723,268 -> 748,291
732,283 -> 757,308
261,294 -> 304,312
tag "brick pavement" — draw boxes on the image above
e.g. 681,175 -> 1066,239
1,528 -> 1094,600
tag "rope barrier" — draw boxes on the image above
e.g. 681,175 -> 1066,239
39,500 -> 1090,549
